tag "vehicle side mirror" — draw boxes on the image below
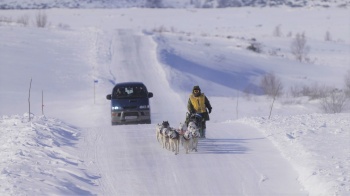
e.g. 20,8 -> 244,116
106,94 -> 112,100
148,92 -> 153,98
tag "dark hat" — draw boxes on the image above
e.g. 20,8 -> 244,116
192,85 -> 201,91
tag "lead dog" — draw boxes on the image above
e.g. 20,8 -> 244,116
161,127 -> 171,150
156,121 -> 170,148
177,122 -> 187,146
180,122 -> 193,154
167,127 -> 180,155
187,121 -> 200,152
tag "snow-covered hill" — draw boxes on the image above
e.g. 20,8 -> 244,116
0,7 -> 349,196
0,0 -> 348,9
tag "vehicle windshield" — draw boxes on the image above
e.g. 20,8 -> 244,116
112,85 -> 147,99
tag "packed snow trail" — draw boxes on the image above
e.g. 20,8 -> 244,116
85,122 -> 307,195
108,29 -> 186,124
79,30 -> 307,195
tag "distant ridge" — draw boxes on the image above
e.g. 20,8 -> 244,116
0,0 -> 348,9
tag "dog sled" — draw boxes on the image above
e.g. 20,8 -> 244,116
186,112 -> 205,138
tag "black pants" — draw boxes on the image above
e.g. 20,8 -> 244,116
201,120 -> 206,129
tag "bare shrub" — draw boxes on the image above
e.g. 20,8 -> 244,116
36,11 -> 48,28
289,85 -> 303,97
320,89 -> 348,113
152,26 -> 167,33
281,90 -> 303,105
57,23 -> 70,30
260,72 -> 283,98
345,70 -> 350,88
17,14 -> 30,26
146,0 -> 163,8
247,41 -> 263,53
243,85 -> 256,101
345,70 -> 350,97
303,83 -> 330,100
291,33 -> 310,62
268,48 -> 282,57
325,31 -> 332,41
0,16 -> 13,24
214,54 -> 226,63
269,82 -> 283,119
260,72 -> 283,119
290,83 -> 339,101
273,24 -> 282,37
281,97 -> 302,105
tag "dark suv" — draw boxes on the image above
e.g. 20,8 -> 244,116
106,82 -> 153,125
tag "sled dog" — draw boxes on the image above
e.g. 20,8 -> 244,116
156,121 -> 170,148
178,122 -> 187,146
162,127 -> 171,150
188,121 -> 200,152
167,127 -> 180,155
182,125 -> 193,154
156,121 -> 169,144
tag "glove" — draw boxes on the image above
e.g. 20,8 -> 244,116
208,108 -> 212,114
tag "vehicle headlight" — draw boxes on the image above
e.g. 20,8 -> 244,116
112,106 -> 122,110
139,105 -> 150,109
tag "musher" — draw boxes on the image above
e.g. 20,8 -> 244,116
187,85 -> 212,138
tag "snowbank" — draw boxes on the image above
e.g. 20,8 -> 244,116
0,114 -> 99,195
240,113 -> 350,195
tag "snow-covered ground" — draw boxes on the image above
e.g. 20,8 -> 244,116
0,0 -> 349,9
0,7 -> 349,195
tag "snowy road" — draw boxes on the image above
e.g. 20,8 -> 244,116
84,122 -> 307,195
82,30 -> 307,195
109,29 -> 186,124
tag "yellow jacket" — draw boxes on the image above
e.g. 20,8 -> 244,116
189,93 -> 207,113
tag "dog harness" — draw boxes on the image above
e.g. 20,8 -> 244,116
183,132 -> 191,140
189,93 -> 206,113
169,129 -> 180,139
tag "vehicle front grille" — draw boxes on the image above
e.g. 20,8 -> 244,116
125,112 -> 138,116
123,106 -> 137,109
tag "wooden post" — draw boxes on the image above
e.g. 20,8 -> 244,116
28,78 -> 32,121
268,83 -> 282,119
94,81 -> 96,104
42,90 -> 44,115
94,80 -> 98,104
236,91 -> 239,119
